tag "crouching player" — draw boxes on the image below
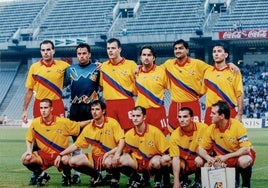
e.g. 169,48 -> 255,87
21,98 -> 91,186
54,100 -> 125,188
170,107 -> 207,188
198,101 -> 256,188
117,106 -> 172,188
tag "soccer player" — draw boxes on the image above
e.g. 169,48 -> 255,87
21,39 -> 70,185
198,100 -> 256,188
169,107 -> 207,188
21,98 -> 91,186
22,40 -> 70,123
202,43 -> 244,124
117,106 -> 171,188
64,43 -> 100,184
54,100 -> 125,188
161,39 -> 210,132
135,45 -> 169,135
100,38 -> 137,132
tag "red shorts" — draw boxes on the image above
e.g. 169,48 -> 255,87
168,100 -> 201,132
146,106 -> 169,135
33,98 -> 65,118
224,149 -> 256,167
137,158 -> 150,171
204,107 -> 237,125
85,153 -> 104,170
106,98 -> 134,131
180,158 -> 197,173
34,150 -> 59,171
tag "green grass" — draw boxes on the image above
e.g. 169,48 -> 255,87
0,127 -> 267,187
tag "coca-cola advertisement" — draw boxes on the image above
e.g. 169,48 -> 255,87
219,29 -> 268,40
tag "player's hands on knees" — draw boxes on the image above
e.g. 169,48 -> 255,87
21,151 -> 32,161
54,155 -> 61,167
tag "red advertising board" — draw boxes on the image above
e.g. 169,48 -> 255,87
219,29 -> 268,40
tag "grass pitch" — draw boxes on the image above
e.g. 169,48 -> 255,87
0,127 -> 267,188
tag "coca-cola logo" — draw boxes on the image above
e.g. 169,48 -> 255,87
220,30 -> 268,39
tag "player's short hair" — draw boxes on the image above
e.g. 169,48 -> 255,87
133,106 -> 146,115
91,100 -> 106,110
139,45 -> 156,58
40,98 -> 53,107
173,39 -> 189,49
76,43 -> 91,53
212,100 -> 230,119
107,38 -> 121,48
40,40 -> 54,49
139,45 -> 156,64
213,42 -> 229,54
179,107 -> 194,117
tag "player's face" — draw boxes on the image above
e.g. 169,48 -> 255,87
91,104 -> 105,120
213,46 -> 228,64
107,42 -> 121,59
40,102 -> 52,118
131,109 -> 145,127
77,47 -> 91,65
210,106 -> 222,124
174,43 -> 189,60
40,43 -> 55,62
140,48 -> 155,67
178,110 -> 192,127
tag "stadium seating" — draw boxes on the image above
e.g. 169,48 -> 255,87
123,0 -> 205,36
213,0 -> 268,31
37,0 -> 116,39
0,0 -> 47,43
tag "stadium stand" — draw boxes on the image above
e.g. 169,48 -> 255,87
122,0 -> 205,36
0,61 -> 19,107
37,0 -> 116,39
212,0 -> 268,31
0,0 -> 47,43
242,64 -> 268,119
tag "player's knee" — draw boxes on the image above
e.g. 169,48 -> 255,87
238,155 -> 252,168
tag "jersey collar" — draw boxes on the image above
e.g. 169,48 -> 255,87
134,123 -> 148,137
40,59 -> 55,67
41,115 -> 56,126
108,58 -> 125,65
175,57 -> 190,67
213,64 -> 229,71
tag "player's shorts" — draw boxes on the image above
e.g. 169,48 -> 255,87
106,98 -> 135,131
204,107 -> 237,125
85,153 -> 104,170
224,149 -> 256,167
33,151 -> 58,171
180,158 -> 197,173
168,100 -> 201,132
33,98 -> 65,118
145,106 -> 168,135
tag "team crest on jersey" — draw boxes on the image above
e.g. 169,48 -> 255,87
153,75 -> 159,81
121,70 -> 127,75
90,74 -> 98,82
105,130 -> 111,135
56,129 -> 62,134
188,70 -> 195,75
228,137 -> 234,143
147,141 -> 154,147
227,76 -> 233,82
56,69 -> 64,74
